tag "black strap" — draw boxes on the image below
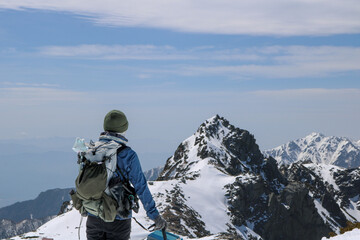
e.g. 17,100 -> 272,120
116,145 -> 129,181
133,217 -> 167,240
162,228 -> 167,240
133,217 -> 153,231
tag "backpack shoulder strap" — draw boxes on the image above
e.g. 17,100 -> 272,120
116,145 -> 129,181
116,144 -> 128,155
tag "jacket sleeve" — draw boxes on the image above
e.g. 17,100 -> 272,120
125,150 -> 160,221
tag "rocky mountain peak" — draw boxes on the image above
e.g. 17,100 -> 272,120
158,115 -> 264,180
195,114 -> 231,139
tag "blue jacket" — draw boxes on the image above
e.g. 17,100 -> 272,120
99,134 -> 159,221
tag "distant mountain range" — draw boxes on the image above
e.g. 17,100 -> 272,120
11,115 -> 360,240
264,132 -> 360,168
0,188 -> 72,239
0,188 -> 72,222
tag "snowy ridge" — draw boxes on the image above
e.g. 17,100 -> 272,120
264,132 -> 360,168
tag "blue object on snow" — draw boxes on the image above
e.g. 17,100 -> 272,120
147,230 -> 183,240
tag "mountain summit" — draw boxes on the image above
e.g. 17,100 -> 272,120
159,115 -> 264,180
264,132 -> 360,168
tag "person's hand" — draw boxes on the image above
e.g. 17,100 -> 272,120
154,215 -> 167,230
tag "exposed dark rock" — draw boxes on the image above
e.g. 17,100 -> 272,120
261,182 -> 331,240
334,168 -> 360,200
58,200 -> 71,215
261,157 -> 288,193
162,185 -> 211,238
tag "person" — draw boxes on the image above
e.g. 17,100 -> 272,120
86,110 -> 167,240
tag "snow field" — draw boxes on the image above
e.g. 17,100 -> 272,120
178,158 -> 236,233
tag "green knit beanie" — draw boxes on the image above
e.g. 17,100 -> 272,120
103,110 -> 129,133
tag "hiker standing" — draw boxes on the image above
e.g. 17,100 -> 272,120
72,110 -> 166,240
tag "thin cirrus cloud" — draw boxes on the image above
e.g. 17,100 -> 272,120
180,46 -> 360,78
38,44 -> 263,61
0,0 -> 359,36
39,45 -> 196,60
38,44 -> 360,79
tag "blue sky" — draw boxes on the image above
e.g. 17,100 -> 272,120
0,0 -> 359,207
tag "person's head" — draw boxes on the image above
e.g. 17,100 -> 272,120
103,110 -> 128,134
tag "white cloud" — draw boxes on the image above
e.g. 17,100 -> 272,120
39,44 -> 263,61
181,46 -> 360,78
39,44 -> 195,60
38,45 -> 360,79
0,0 -> 359,36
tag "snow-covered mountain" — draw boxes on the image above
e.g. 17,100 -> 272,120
10,115 -> 360,240
264,132 -> 360,168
